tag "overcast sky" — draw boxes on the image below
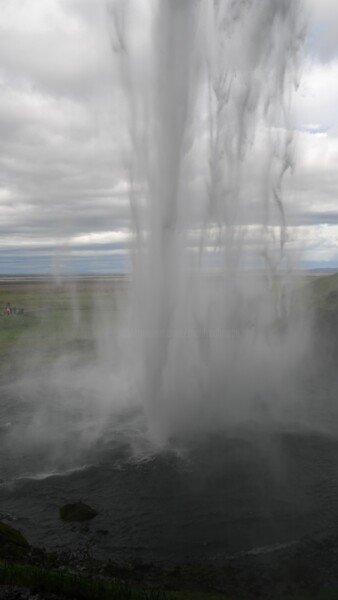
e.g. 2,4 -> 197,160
1,0 -> 338,274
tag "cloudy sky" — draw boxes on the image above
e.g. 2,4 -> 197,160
0,0 -> 338,274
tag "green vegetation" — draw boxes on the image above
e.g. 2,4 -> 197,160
60,502 -> 98,522
0,279 -> 126,378
0,560 -> 167,599
305,272 -> 338,310
286,593 -> 338,600
0,521 -> 226,599
1,557 -> 338,600
1,520 -> 338,600
1,273 -> 337,378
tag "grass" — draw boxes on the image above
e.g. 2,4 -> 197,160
0,279 -> 126,377
1,272 -> 337,367
2,558 -> 338,600
304,272 -> 338,310
0,559 -> 229,600
0,559 -> 164,599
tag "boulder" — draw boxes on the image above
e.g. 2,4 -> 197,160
0,522 -> 29,549
59,502 -> 98,522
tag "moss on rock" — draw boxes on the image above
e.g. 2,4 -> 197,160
0,522 -> 29,549
59,502 -> 98,522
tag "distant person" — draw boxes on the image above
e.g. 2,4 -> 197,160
4,302 -> 11,316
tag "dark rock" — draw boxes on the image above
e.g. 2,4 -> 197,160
59,502 -> 97,522
0,522 -> 29,549
96,529 -> 108,536
79,526 -> 90,534
0,522 -> 30,560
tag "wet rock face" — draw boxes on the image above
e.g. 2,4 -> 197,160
59,502 -> 98,522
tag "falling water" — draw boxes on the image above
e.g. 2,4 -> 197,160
108,0 -> 307,442
5,2 -> 338,569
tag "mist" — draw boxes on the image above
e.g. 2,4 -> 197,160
0,0 -> 318,478
107,0 -> 311,442
5,4 -> 338,586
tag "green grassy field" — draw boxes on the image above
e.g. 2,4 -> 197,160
1,271 -> 336,376
0,279 -> 126,378
304,272 -> 338,310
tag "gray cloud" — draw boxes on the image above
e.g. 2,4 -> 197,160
307,0 -> 338,62
0,0 -> 130,273
0,0 -> 338,273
